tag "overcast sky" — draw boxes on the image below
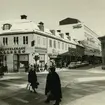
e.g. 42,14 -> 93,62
0,0 -> 105,36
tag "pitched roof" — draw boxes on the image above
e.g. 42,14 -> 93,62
59,17 -> 81,25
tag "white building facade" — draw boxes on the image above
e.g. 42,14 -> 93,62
0,16 -> 77,72
58,18 -> 101,57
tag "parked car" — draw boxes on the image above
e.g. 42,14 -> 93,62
68,62 -> 77,69
83,61 -> 89,66
76,61 -> 82,67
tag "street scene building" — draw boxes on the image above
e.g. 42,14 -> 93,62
58,18 -> 101,64
1,1 -> 105,105
0,15 -> 102,72
98,36 -> 105,69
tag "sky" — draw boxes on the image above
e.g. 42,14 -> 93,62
0,0 -> 105,36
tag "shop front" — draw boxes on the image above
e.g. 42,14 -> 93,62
13,54 -> 29,72
35,47 -> 47,71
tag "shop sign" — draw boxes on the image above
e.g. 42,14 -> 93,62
0,47 -> 25,54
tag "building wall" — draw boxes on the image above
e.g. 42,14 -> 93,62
58,23 -> 85,40
7,54 -> 13,71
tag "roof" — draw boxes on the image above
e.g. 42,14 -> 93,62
98,35 -> 105,40
0,19 -> 78,46
59,17 -> 81,25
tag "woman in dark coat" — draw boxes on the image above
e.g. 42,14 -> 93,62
28,65 -> 38,93
45,66 -> 62,105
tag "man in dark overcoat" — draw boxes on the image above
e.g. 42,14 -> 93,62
45,66 -> 62,105
28,65 -> 38,93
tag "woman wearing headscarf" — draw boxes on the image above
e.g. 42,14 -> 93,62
45,65 -> 62,105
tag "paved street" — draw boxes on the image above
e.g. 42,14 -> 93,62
0,66 -> 105,105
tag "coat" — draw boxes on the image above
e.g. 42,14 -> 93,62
28,69 -> 38,88
45,71 -> 62,100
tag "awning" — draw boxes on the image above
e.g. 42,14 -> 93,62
50,55 -> 57,59
60,51 -> 76,56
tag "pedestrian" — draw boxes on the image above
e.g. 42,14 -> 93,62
44,63 -> 48,71
28,65 -> 39,93
45,66 -> 62,105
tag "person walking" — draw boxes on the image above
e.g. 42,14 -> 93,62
45,66 -> 62,105
28,65 -> 39,93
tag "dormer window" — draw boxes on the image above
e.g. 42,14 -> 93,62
3,23 -> 12,30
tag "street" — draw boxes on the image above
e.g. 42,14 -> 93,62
0,66 -> 105,105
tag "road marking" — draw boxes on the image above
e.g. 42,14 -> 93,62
13,97 -> 29,103
76,77 -> 105,83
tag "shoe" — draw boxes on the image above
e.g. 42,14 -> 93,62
30,91 -> 33,93
34,91 -> 37,94
44,100 -> 50,104
53,104 -> 59,105
53,101 -> 60,105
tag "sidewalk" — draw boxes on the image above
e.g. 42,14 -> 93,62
0,68 -> 69,81
69,91 -> 105,105
88,66 -> 105,73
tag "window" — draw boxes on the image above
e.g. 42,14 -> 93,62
3,37 -> 8,45
62,42 -> 64,49
3,24 -> 12,30
23,36 -> 28,44
37,36 -> 40,45
54,40 -> 56,48
49,39 -> 52,47
43,37 -> 46,46
58,41 -> 60,49
31,40 -> 35,47
26,36 -> 28,44
14,37 -> 19,45
65,43 -> 67,50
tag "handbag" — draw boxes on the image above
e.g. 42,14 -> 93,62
26,82 -> 31,90
47,92 -> 55,101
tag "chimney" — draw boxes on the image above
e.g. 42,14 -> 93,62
38,22 -> 44,31
59,33 -> 64,38
50,30 -> 55,35
65,32 -> 71,40
65,32 -> 69,36
21,15 -> 27,19
57,30 -> 61,33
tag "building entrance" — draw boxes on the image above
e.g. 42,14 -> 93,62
13,54 -> 29,72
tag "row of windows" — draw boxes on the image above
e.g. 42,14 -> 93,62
49,39 -> 68,50
36,36 -> 46,46
3,36 -> 28,45
2,35 -> 72,50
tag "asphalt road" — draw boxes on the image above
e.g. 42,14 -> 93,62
0,67 -> 105,105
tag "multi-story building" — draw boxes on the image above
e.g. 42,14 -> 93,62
98,36 -> 105,69
58,18 -> 102,63
0,15 -> 79,72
